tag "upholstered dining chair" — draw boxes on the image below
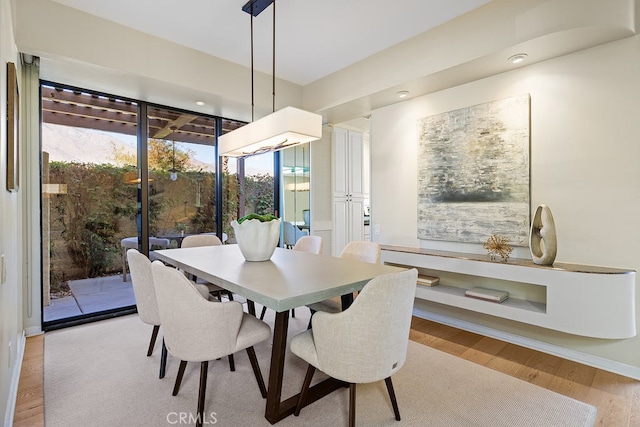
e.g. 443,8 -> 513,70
258,235 -> 323,321
306,241 -> 381,314
283,220 -> 309,248
151,261 -> 271,427
127,249 -> 210,378
291,268 -> 418,427
180,234 -> 234,302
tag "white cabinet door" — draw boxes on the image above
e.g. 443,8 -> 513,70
332,127 -> 365,255
333,197 -> 364,255
348,197 -> 365,242
332,127 -> 349,198
332,198 -> 350,254
348,131 -> 364,198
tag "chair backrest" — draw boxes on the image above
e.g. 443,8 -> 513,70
283,221 -> 307,246
127,249 -> 161,326
181,234 -> 223,248
151,261 -> 244,361
293,235 -> 323,254
340,241 -> 381,264
311,268 -> 418,383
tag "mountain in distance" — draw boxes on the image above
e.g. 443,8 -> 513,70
42,123 -> 215,173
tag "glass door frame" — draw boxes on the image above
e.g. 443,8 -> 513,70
40,81 -> 277,330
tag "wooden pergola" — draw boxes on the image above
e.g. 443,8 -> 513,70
41,85 -> 244,146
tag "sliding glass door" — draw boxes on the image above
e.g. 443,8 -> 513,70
41,83 -> 140,327
40,82 -> 277,329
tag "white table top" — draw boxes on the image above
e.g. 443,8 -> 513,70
154,245 -> 405,312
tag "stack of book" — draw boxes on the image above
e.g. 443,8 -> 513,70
464,287 -> 509,303
417,274 -> 439,287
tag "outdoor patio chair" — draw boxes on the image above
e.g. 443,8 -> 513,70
121,236 -> 170,281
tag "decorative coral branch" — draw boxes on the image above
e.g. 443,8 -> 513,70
483,234 -> 513,262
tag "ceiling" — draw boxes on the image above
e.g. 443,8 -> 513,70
49,0 -> 491,86
29,0 -> 638,129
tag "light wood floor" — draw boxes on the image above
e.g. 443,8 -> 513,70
13,317 -> 640,426
13,334 -> 44,427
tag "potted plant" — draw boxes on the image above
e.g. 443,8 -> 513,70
231,213 -> 281,261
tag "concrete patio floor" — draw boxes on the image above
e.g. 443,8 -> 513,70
43,275 -> 136,322
43,274 -> 250,323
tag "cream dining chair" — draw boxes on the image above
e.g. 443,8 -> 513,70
291,268 -> 418,426
306,241 -> 381,314
126,248 -> 210,378
180,234 -> 234,302
151,261 -> 271,427
258,235 -> 323,321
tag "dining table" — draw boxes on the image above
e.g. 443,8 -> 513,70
153,244 -> 405,424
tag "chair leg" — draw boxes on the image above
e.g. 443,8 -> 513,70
259,306 -> 267,320
307,308 -> 316,330
196,361 -> 208,427
227,291 -> 234,301
147,325 -> 160,356
228,354 -> 235,372
384,377 -> 401,421
294,364 -> 316,416
349,383 -> 356,427
159,339 -> 168,379
246,346 -> 267,398
173,360 -> 188,396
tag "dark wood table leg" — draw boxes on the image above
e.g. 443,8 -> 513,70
264,310 -> 349,424
265,310 -> 289,423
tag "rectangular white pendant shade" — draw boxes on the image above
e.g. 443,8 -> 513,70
219,106 -> 322,157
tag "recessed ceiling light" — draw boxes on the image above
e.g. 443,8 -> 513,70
396,90 -> 410,99
508,53 -> 528,64
195,101 -> 205,106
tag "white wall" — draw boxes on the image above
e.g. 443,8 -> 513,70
0,0 -> 24,423
371,35 -> 640,369
14,0 -> 304,124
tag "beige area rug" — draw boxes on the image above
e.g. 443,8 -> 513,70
44,310 -> 596,426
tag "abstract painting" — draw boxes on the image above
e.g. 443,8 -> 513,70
417,94 -> 530,245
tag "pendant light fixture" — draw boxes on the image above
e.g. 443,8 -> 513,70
218,0 -> 322,158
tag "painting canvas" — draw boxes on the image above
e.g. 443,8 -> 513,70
417,94 -> 530,245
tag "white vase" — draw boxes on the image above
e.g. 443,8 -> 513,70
231,218 -> 281,261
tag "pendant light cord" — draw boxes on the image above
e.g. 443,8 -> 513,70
272,0 -> 276,113
250,14 -> 255,122
249,0 -> 276,121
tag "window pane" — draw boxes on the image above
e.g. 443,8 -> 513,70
222,152 -> 275,243
41,84 -> 138,323
147,107 -> 217,245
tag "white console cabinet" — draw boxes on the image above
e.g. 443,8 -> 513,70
381,245 -> 636,339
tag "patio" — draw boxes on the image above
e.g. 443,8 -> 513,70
43,272 -> 248,323
43,274 -> 136,322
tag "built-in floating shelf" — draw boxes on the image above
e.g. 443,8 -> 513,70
381,245 -> 636,339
